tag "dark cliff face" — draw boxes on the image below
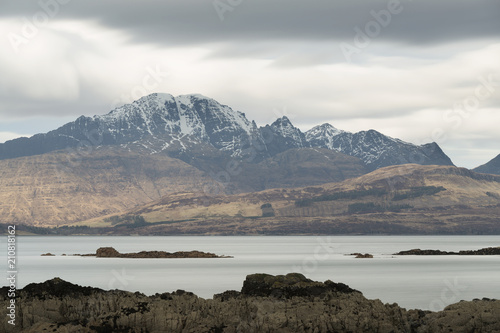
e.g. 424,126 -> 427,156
1,274 -> 499,333
474,154 -> 500,175
0,93 -> 453,172
259,116 -> 308,156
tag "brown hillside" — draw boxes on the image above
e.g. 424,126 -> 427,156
0,147 -> 214,226
89,164 -> 500,234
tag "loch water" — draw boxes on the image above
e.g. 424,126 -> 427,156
3,235 -> 499,311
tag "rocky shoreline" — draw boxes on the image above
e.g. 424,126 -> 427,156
76,246 -> 232,258
394,246 -> 500,256
1,273 -> 499,332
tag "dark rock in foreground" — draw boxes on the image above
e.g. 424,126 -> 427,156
239,273 -> 358,298
394,246 -> 500,256
1,273 -> 499,332
79,246 -> 231,258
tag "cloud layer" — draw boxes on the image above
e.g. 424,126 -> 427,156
1,0 -> 499,168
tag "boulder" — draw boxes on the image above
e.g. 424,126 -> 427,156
241,273 -> 358,298
351,252 -> 374,258
95,247 -> 120,257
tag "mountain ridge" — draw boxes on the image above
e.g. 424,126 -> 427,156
0,93 -> 453,172
474,154 -> 500,175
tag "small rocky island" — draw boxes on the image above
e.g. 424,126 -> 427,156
350,252 -> 374,258
394,246 -> 500,256
78,247 -> 232,258
1,273 -> 499,332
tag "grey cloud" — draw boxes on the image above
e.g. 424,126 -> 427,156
2,0 -> 499,47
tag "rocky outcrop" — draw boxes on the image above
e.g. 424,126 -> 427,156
395,249 -> 454,255
1,274 -> 499,333
395,246 -> 500,256
80,246 -> 230,258
459,247 -> 500,255
351,252 -> 374,258
240,273 -> 358,298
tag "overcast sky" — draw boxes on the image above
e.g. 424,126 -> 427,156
1,0 -> 499,168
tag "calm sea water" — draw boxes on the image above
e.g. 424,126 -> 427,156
2,236 -> 499,311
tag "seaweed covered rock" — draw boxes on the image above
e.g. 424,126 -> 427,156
395,246 -> 500,256
20,277 -> 101,299
241,273 -> 358,298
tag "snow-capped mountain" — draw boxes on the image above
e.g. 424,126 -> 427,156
73,93 -> 261,156
305,126 -> 453,170
305,123 -> 344,150
259,116 -> 308,156
0,93 -> 453,171
0,93 -> 263,160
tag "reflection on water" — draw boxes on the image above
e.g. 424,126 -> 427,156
2,235 -> 499,310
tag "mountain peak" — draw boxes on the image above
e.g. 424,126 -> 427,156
306,123 -> 344,137
305,123 -> 344,151
175,93 -> 215,106
473,154 -> 500,175
271,116 -> 292,126
263,116 -> 307,154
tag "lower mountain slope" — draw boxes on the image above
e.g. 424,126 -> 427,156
0,146 -> 367,226
230,148 -> 368,192
0,147 -> 213,226
91,164 -> 500,234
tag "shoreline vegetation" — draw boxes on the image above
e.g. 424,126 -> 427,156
1,273 -> 499,332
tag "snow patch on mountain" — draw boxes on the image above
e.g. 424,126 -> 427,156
305,123 -> 345,150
